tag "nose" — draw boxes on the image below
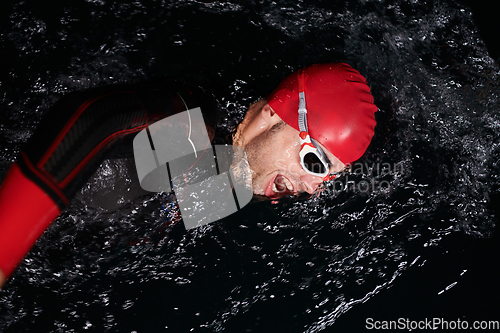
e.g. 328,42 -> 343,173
299,173 -> 324,194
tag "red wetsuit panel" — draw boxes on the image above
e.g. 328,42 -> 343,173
0,163 -> 61,278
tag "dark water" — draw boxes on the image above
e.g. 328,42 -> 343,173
1,0 -> 499,332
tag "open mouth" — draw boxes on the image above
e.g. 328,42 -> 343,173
265,174 -> 294,199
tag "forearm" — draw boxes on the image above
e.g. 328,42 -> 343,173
0,163 -> 62,284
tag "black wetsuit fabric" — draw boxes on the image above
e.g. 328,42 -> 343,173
17,81 -> 223,209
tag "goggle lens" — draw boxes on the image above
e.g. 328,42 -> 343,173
303,152 -> 327,174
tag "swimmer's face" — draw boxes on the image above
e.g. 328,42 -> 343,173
238,101 -> 345,200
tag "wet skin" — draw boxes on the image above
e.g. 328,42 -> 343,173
234,100 -> 345,200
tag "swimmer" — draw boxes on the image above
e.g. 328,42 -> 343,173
235,63 -> 377,198
0,63 -> 377,288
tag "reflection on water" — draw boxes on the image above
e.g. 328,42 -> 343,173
1,0 -> 499,332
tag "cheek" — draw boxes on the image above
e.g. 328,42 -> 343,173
275,142 -> 303,173
244,135 -> 277,173
285,141 -> 300,160
245,125 -> 301,174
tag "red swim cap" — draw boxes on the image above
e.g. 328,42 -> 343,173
267,63 -> 377,165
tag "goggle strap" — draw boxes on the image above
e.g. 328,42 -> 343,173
298,70 -> 308,133
298,106 -> 308,133
298,69 -> 335,181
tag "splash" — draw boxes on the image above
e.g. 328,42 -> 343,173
0,0 -> 499,332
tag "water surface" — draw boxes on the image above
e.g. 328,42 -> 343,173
0,0 -> 499,332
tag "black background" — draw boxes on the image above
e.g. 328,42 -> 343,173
336,1 -> 500,330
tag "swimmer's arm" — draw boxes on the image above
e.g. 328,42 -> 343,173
0,83 -> 192,287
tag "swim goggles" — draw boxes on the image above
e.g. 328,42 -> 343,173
297,70 -> 336,181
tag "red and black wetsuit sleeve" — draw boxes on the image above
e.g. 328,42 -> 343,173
0,83 -> 217,280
